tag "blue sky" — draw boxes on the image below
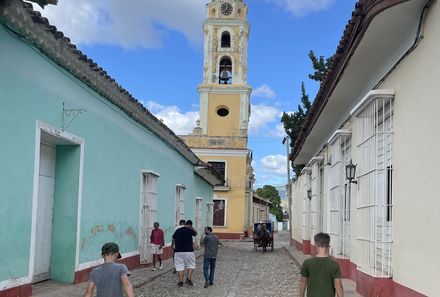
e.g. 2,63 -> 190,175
34,0 -> 356,195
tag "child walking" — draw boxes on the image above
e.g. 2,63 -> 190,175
300,232 -> 344,297
83,242 -> 134,297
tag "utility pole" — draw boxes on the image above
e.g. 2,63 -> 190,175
282,136 -> 292,237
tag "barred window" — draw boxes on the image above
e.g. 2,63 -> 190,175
352,90 -> 394,277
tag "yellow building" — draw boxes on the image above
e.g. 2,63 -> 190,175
181,0 -> 253,239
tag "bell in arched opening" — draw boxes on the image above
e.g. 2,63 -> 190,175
219,57 -> 232,84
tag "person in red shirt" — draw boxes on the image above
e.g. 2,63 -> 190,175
150,222 -> 165,271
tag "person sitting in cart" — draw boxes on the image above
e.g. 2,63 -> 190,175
256,223 -> 270,252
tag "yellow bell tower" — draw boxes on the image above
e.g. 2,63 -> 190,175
181,0 -> 254,239
199,0 -> 251,137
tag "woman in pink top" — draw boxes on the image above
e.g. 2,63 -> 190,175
150,222 -> 165,271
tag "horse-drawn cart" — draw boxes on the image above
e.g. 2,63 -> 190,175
253,222 -> 274,252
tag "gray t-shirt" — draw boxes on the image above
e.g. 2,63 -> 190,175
203,234 -> 219,259
89,262 -> 130,297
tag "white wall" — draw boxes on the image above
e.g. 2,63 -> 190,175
379,1 -> 440,294
291,175 -> 305,244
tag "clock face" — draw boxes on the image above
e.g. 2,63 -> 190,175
221,3 -> 233,16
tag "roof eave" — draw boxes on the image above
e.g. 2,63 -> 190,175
291,0 -> 418,165
194,166 -> 225,186
1,0 -> 201,166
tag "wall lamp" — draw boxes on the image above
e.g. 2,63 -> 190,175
345,159 -> 357,184
307,189 -> 312,200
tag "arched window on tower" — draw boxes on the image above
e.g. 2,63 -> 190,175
219,57 -> 232,84
221,32 -> 231,48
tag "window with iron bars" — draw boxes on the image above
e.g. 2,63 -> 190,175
329,134 -> 351,258
354,94 -> 394,277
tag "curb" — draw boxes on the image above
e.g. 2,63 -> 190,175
282,246 -> 302,268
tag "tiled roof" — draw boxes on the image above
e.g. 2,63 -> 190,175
1,0 -> 212,170
25,0 -> 57,8
291,0 -> 408,162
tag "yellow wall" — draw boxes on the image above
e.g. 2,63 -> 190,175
186,0 -> 252,237
207,2 -> 248,20
207,93 -> 241,136
180,135 -> 247,150
199,154 -> 247,233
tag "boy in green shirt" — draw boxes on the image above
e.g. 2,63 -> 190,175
300,232 -> 344,297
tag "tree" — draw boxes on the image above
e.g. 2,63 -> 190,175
308,50 -> 334,83
280,82 -> 311,176
280,50 -> 334,177
255,185 -> 284,222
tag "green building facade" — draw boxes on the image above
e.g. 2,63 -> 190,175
0,1 -> 220,296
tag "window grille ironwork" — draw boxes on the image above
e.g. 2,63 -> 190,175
355,96 -> 394,277
213,199 -> 226,226
329,135 -> 351,258
175,185 -> 185,226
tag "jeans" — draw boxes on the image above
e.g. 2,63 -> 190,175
203,257 -> 216,283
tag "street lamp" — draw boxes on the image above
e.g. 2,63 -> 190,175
344,159 -> 357,227
282,136 -> 292,237
345,159 -> 357,184
307,189 -> 312,200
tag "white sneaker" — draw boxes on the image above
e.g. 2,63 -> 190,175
152,267 -> 156,271
159,264 -> 163,270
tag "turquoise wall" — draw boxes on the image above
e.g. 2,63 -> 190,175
0,24 -> 36,282
0,23 -> 213,283
51,145 -> 80,283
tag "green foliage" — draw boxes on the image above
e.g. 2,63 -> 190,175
281,82 -> 310,143
308,50 -> 334,83
255,185 -> 284,222
280,50 -> 333,177
280,82 -> 310,177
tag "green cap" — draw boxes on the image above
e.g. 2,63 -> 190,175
101,242 -> 121,259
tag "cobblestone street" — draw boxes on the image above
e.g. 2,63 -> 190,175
31,231 -> 361,297
135,238 -> 301,297
31,233 -> 301,297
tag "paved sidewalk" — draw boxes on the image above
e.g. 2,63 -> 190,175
31,249 -> 204,296
280,234 -> 362,297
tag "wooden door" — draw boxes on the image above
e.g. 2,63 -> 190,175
140,173 -> 158,264
33,144 -> 56,283
195,199 -> 202,248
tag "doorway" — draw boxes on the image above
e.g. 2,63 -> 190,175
140,171 -> 159,264
33,143 -> 56,283
31,124 -> 82,284
195,198 -> 203,248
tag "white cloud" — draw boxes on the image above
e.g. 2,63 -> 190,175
31,0 -> 206,48
269,0 -> 334,16
249,104 -> 280,134
273,111 -> 293,137
275,123 -> 286,137
142,100 -> 199,135
260,154 -> 287,176
252,84 -> 276,99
